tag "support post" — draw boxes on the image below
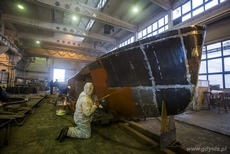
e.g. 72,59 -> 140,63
160,99 -> 177,148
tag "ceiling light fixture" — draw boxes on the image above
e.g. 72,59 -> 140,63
72,16 -> 77,20
18,4 -> 24,9
133,7 -> 138,13
36,41 -> 40,44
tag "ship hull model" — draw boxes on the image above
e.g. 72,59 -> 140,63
68,25 -> 206,119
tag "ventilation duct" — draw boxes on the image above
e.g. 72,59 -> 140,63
104,24 -> 114,34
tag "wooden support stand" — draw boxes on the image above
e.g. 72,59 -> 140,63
160,99 -> 177,148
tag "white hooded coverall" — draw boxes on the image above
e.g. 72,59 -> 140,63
67,83 -> 97,139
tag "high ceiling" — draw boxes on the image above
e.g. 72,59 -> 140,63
0,0 -> 175,63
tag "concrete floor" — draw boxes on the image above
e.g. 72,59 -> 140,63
0,94 -> 230,154
175,108 -> 230,136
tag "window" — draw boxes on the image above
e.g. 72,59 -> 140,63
147,33 -> 152,37
173,0 -> 222,25
192,6 -> 204,16
192,0 -> 203,9
207,42 -> 221,58
127,39 -> 130,44
110,47 -> 117,52
201,47 -> 206,59
158,27 -> 165,33
164,15 -> 168,24
199,40 -> 230,88
158,17 -> 164,27
118,35 -> 135,48
182,1 -> 191,14
173,7 -> 181,20
165,25 -> 168,30
223,40 -> 230,56
224,57 -> 230,71
225,74 -> 230,88
182,13 -> 191,21
152,22 -> 158,31
152,31 -> 157,36
199,61 -> 207,73
208,58 -> 222,73
143,29 -> 146,36
147,25 -> 152,34
53,69 -> 65,82
208,74 -> 223,88
199,75 -> 207,80
138,14 -> 168,40
130,36 -> 134,43
205,0 -> 218,10
138,31 -> 142,39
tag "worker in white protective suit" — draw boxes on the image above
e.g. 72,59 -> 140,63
56,82 -> 99,142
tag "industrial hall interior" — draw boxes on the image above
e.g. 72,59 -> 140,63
0,0 -> 230,153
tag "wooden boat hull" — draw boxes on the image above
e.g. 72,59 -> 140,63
68,25 -> 206,118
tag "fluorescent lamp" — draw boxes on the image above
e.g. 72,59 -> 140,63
18,5 -> 24,9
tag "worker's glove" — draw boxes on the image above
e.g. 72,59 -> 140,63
94,101 -> 104,108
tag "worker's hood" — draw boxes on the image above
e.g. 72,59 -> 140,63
84,83 -> 94,96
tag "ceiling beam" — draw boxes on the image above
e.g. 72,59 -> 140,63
1,14 -> 116,44
41,43 -> 102,57
20,40 -> 102,57
33,0 -> 137,32
20,45 -> 96,62
149,0 -> 171,10
17,32 -> 107,53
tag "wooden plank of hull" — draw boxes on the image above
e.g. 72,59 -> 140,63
68,25 -> 206,118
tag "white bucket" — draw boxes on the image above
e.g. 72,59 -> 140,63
56,101 -> 67,116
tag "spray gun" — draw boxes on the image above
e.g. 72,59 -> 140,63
96,88 -> 126,104
96,93 -> 112,102
94,94 -> 109,111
